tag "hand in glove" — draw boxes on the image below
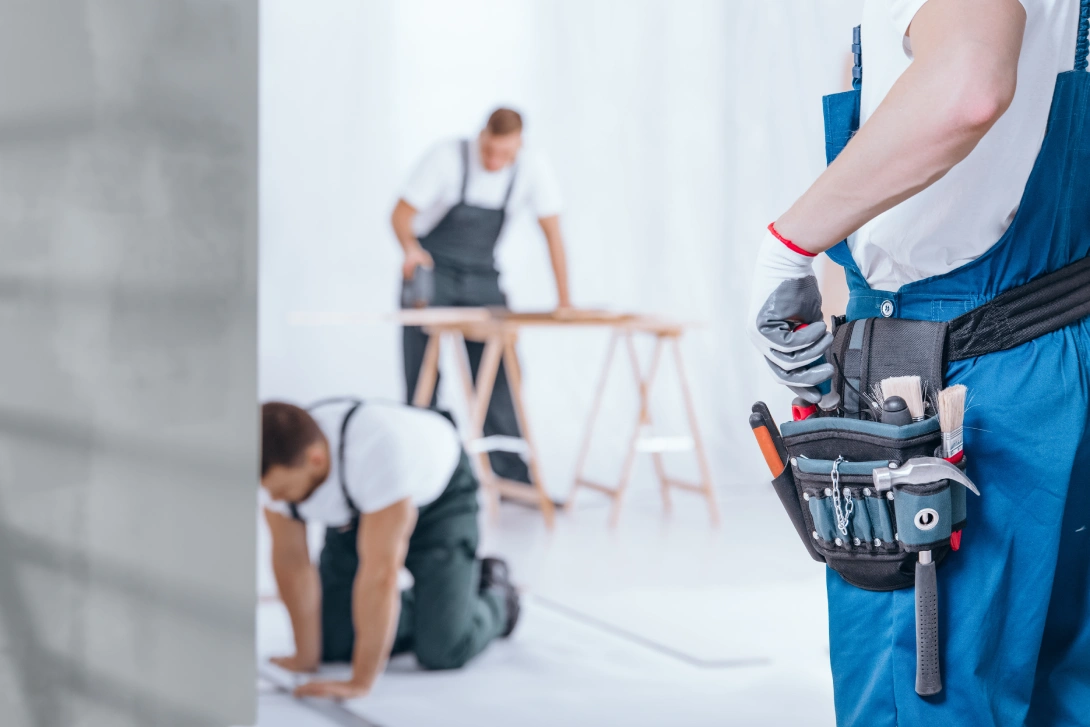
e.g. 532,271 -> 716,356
747,223 -> 834,404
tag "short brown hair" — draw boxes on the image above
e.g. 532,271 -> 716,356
261,402 -> 323,476
485,107 -> 523,136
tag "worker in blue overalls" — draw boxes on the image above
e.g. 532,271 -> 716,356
391,108 -> 571,491
747,0 -> 1090,724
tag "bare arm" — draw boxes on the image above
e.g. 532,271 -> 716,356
294,498 -> 417,700
776,0 -> 1025,252
348,498 -> 416,689
538,215 -> 572,308
265,509 -> 322,671
391,199 -> 433,279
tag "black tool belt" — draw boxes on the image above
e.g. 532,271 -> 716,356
767,254 -> 1090,590
832,254 -> 1090,418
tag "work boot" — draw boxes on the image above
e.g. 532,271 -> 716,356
480,558 -> 520,637
479,557 -> 512,592
490,581 -> 521,638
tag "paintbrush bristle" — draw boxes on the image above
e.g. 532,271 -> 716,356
881,376 -> 925,420
938,384 -> 967,434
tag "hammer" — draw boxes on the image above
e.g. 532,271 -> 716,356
872,457 -> 979,696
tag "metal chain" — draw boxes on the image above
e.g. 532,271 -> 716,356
831,456 -> 853,536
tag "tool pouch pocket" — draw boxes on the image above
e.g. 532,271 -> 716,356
827,316 -> 948,420
776,417 -> 967,591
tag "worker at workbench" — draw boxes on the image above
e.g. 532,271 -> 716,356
392,107 -> 570,489
748,0 -> 1089,724
260,398 -> 520,700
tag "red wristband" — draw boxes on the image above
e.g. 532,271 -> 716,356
768,222 -> 817,258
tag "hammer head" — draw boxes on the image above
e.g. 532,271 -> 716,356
872,456 -> 980,496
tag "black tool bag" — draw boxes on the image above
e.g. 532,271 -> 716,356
771,416 -> 967,591
767,315 -> 967,591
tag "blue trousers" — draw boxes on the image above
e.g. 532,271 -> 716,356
828,319 -> 1090,726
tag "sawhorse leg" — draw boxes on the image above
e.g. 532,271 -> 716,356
411,330 -> 442,408
455,330 -> 555,530
667,335 -> 720,526
570,329 -> 719,527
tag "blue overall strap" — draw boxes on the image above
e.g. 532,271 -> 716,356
338,400 -> 365,517
852,25 -> 862,90
1077,0 -> 1089,71
820,26 -> 863,268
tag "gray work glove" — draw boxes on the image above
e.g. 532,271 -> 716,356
746,225 -> 834,403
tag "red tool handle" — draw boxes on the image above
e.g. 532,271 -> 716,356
792,399 -> 817,421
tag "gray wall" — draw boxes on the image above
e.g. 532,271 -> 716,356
0,1 -> 257,726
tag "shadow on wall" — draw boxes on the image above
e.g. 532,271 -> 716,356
0,1 -> 258,726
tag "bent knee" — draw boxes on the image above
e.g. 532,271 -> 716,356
414,640 -> 472,671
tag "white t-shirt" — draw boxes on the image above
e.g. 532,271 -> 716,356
401,138 -> 563,238
848,0 -> 1080,292
263,401 -> 462,528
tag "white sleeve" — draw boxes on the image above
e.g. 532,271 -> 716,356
526,153 -> 563,218
889,0 -> 1029,57
888,0 -> 929,56
349,428 -> 415,515
888,0 -> 927,34
400,141 -> 460,211
260,487 -> 292,518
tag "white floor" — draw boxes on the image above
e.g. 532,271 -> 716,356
252,481 -> 836,727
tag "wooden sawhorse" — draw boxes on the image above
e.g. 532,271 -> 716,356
408,313 -> 556,529
567,320 -> 720,527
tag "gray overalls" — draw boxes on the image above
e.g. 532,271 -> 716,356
298,400 -> 508,670
402,139 -> 531,484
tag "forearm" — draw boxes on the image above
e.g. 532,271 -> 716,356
540,216 -> 571,306
776,1 -> 1022,253
548,240 -> 571,307
273,560 -> 323,663
348,571 -> 402,690
391,200 -> 422,253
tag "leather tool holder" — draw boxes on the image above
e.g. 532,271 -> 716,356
763,316 -> 966,592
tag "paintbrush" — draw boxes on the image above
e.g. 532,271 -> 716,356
881,376 -> 926,422
938,384 -> 967,464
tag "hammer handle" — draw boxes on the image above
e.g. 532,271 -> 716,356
915,555 -> 942,696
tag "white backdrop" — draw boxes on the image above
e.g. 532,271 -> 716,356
260,0 -> 863,500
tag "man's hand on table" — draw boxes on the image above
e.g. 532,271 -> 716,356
553,303 -> 576,319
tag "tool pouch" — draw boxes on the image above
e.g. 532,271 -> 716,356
765,316 -> 966,592
775,416 -> 967,591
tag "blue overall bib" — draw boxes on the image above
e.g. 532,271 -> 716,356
821,6 -> 1090,725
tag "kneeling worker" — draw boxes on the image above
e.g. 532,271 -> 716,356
260,398 -> 520,700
